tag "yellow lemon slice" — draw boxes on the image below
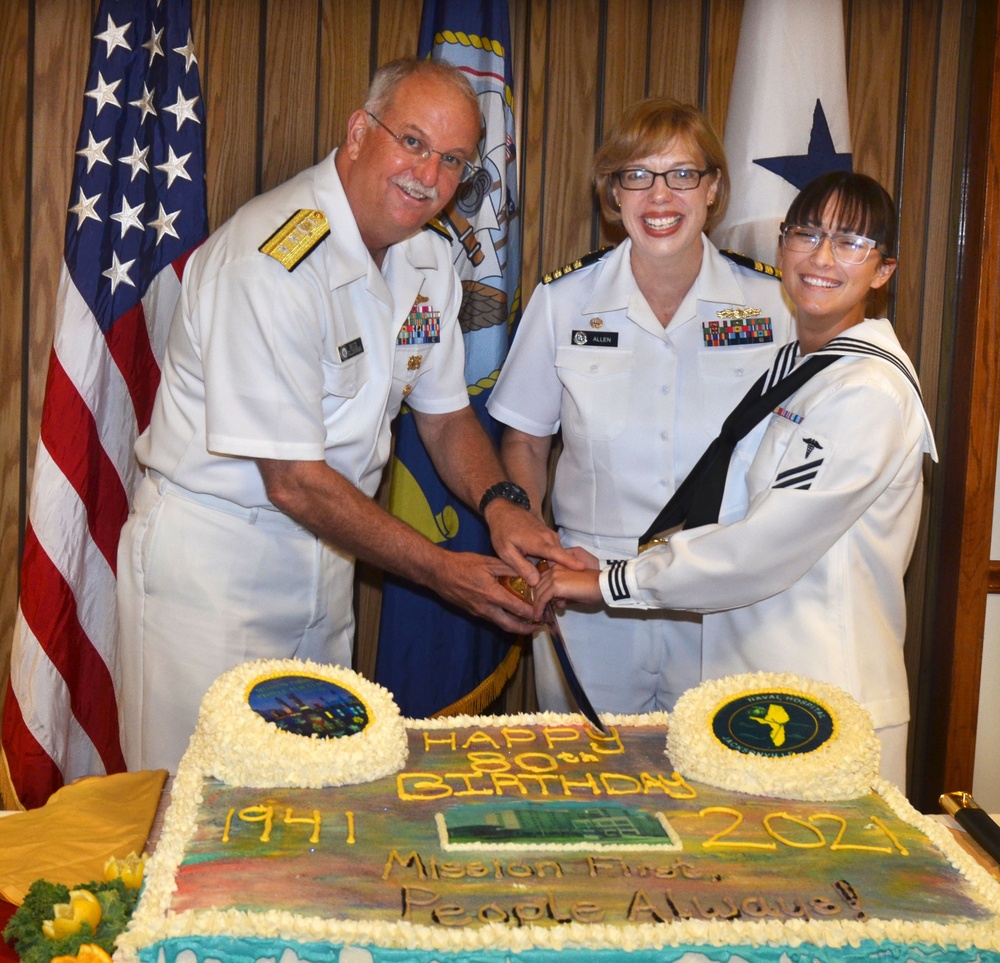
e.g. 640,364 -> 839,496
42,889 -> 102,940
77,944 -> 114,963
104,851 -> 147,889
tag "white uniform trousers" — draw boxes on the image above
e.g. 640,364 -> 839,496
117,473 -> 354,773
533,532 -> 703,714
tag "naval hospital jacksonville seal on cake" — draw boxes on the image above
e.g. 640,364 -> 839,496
115,660 -> 1000,963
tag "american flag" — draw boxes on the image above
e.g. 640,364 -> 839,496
1,0 -> 207,809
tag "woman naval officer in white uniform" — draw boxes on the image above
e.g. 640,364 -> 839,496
530,172 -> 936,788
487,99 -> 794,714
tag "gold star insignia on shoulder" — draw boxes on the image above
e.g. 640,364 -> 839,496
259,209 -> 330,271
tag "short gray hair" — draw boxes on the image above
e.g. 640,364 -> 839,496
364,57 -> 481,129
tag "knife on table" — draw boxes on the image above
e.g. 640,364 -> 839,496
500,566 -> 608,734
940,791 -> 1000,865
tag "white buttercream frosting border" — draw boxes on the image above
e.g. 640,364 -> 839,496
666,672 -> 880,801
191,657 -> 408,788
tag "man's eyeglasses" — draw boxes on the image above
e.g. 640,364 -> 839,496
367,112 -> 478,183
614,167 -> 715,191
780,223 -> 887,265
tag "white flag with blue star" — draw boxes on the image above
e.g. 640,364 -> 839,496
710,0 -> 852,266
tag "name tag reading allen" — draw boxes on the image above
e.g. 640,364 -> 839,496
572,330 -> 619,347
338,337 -> 364,361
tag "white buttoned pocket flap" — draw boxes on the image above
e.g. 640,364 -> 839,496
696,342 -> 773,383
554,345 -> 634,440
321,352 -> 368,399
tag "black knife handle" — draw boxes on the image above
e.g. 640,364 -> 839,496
941,791 -> 1000,865
953,807 -> 1000,865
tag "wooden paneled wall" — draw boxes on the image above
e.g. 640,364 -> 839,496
0,0 -> 991,805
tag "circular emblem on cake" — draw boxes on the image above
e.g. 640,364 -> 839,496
191,659 -> 408,788
710,689 -> 834,755
667,673 -> 880,800
247,674 -> 371,738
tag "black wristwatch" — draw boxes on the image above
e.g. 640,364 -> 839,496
479,480 -> 531,515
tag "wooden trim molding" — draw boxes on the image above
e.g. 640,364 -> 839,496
990,561 -> 1000,595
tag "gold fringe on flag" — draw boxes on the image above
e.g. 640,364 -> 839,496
0,748 -> 25,811
431,638 -> 526,718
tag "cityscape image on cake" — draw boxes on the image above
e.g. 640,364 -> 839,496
247,674 -> 370,738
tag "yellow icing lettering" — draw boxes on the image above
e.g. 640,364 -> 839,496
282,807 -> 321,844
445,771 -> 494,796
238,805 -> 275,842
490,772 -> 530,795
460,730 -> 500,749
510,773 -> 560,794
222,807 -> 236,843
345,810 -> 355,844
535,860 -> 563,878
599,772 -> 643,794
559,771 -> 602,795
587,727 -> 625,756
763,812 -> 826,849
512,752 -> 559,773
639,770 -> 698,798
421,731 -> 457,751
397,772 -> 454,800
869,815 -> 909,855
811,813 -> 893,854
700,806 -> 777,850
541,726 -> 583,749
500,727 -> 538,748
466,751 -> 511,774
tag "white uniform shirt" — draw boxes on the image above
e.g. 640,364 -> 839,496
601,319 -> 937,729
137,149 -> 469,508
488,236 -> 795,547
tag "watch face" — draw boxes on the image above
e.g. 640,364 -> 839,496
481,481 -> 530,513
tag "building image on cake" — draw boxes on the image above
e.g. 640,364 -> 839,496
441,801 -> 676,848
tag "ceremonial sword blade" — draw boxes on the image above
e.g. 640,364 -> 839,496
544,603 -> 608,734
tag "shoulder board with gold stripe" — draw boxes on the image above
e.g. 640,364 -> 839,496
720,248 -> 781,279
542,245 -> 614,284
259,209 -> 330,271
423,217 -> 453,242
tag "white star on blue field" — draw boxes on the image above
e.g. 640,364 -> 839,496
753,99 -> 853,188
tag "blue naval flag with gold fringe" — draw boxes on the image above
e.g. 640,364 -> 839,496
375,0 -> 522,717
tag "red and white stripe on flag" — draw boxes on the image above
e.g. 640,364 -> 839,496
1,0 -> 207,809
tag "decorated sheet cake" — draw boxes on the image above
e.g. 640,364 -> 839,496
114,660 -> 1000,963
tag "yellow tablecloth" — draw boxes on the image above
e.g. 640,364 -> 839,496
0,769 -> 166,905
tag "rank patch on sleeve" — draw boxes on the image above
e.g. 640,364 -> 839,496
397,304 -> 441,345
702,317 -> 773,346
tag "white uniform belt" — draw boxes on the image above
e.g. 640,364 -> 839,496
146,470 -> 305,531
